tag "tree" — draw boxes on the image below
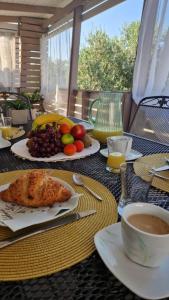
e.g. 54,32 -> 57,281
77,21 -> 140,91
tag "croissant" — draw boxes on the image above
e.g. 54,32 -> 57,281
0,170 -> 72,207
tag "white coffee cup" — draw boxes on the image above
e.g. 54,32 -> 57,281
107,136 -> 132,155
121,203 -> 169,267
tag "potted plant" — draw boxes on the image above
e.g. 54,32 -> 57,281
21,90 -> 44,120
6,100 -> 31,125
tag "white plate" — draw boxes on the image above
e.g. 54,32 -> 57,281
100,148 -> 143,161
10,128 -> 25,139
78,121 -> 94,131
0,176 -> 79,231
0,138 -> 11,149
11,138 -> 100,162
94,222 -> 169,300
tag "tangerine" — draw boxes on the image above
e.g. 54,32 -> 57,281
74,140 -> 84,152
59,123 -> 71,134
64,144 -> 76,156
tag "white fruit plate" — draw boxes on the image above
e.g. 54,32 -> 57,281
11,138 -> 100,162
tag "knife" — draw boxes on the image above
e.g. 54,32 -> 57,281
152,165 -> 169,172
149,170 -> 169,180
0,210 -> 96,249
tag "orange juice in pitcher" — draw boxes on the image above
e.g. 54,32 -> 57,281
89,92 -> 123,143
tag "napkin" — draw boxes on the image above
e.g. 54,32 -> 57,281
1,193 -> 81,231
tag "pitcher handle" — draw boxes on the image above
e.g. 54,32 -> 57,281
89,98 -> 100,124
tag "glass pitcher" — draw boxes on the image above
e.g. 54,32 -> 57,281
88,92 -> 123,143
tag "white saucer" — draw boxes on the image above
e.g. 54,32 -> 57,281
94,222 -> 169,300
78,121 -> 94,131
0,138 -> 11,149
100,148 -> 143,161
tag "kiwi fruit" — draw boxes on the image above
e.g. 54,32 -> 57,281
82,134 -> 92,148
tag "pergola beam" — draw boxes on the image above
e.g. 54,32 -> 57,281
42,0 -> 125,28
83,0 -> 125,21
0,15 -> 18,22
43,0 -> 88,28
67,5 -> 83,115
0,2 -> 62,14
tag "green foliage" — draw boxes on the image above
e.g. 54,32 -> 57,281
21,90 -> 42,103
78,21 -> 140,91
5,100 -> 30,110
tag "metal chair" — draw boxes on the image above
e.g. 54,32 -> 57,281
0,91 -> 32,121
129,96 -> 169,145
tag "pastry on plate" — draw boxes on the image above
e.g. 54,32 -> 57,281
0,170 -> 71,207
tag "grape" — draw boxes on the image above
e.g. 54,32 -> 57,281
37,138 -> 43,145
55,140 -> 62,147
46,124 -> 51,129
27,124 -> 66,158
50,144 -> 55,150
41,133 -> 47,140
33,143 -> 38,150
46,147 -> 51,153
27,131 -> 33,138
47,127 -> 54,134
41,147 -> 46,153
55,132 -> 61,139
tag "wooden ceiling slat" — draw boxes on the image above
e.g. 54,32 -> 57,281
22,50 -> 40,57
20,30 -> 42,38
20,23 -> 45,33
22,64 -> 40,70
22,57 -> 40,64
21,70 -> 41,76
22,44 -> 40,51
21,75 -> 40,81
0,2 -> 59,14
21,82 -> 40,88
0,15 -> 18,22
43,0 -> 83,27
21,87 -> 40,92
20,17 -> 44,25
21,37 -> 40,45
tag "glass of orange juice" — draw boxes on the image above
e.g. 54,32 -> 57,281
106,152 -> 125,173
0,117 -> 12,140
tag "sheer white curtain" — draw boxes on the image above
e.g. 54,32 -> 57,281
132,0 -> 169,104
0,32 -> 16,89
41,25 -> 72,115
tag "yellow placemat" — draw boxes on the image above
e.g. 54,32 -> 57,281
134,153 -> 169,193
0,169 -> 117,281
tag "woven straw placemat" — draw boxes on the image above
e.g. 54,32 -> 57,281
134,153 -> 169,193
0,169 -> 117,281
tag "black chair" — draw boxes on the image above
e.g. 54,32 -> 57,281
129,96 -> 169,145
0,91 -> 32,121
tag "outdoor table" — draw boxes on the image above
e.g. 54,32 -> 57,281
0,130 -> 169,300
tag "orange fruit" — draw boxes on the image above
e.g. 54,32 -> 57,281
59,123 -> 71,134
74,140 -> 84,152
64,144 -> 76,156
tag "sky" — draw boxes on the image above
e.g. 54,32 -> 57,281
80,0 -> 144,47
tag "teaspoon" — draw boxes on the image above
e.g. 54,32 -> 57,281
73,174 -> 102,201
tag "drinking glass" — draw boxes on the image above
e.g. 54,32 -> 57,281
106,152 -> 125,173
118,162 -> 154,216
0,117 -> 12,140
107,136 -> 132,155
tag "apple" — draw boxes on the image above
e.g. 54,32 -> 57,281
61,133 -> 74,145
71,124 -> 86,139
